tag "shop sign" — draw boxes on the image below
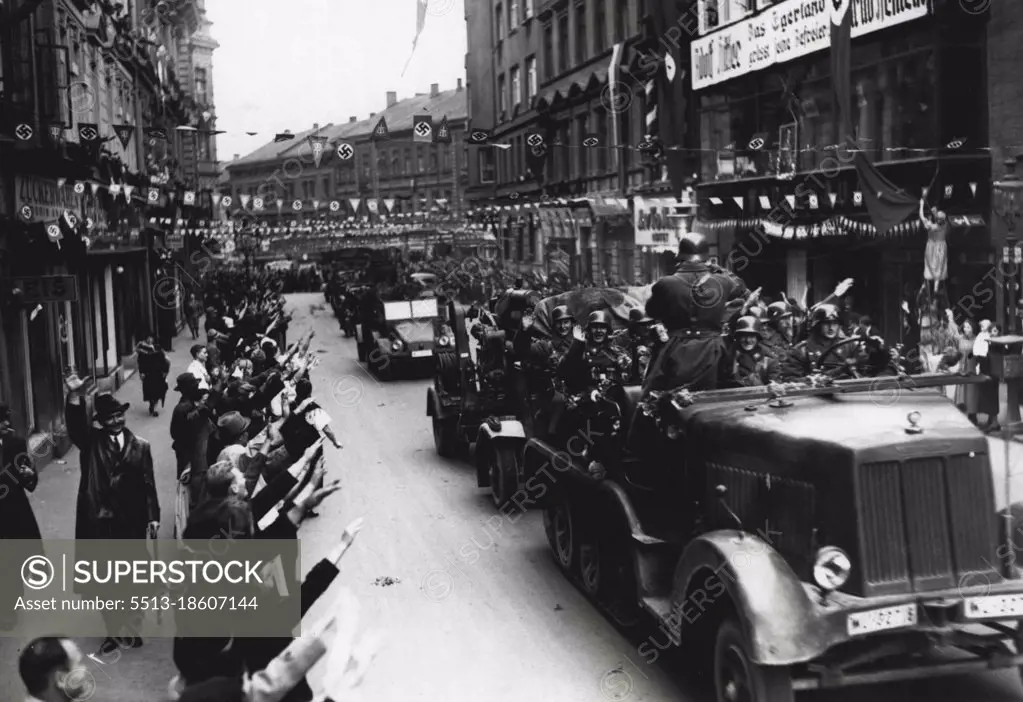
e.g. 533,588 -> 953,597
6,275 -> 78,303
15,176 -> 108,226
691,0 -> 929,90
167,234 -> 184,250
635,197 -> 685,249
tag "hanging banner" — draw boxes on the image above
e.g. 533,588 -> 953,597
309,135 -> 328,168
691,0 -> 929,90
412,115 -> 433,143
383,198 -> 395,212
349,198 -> 361,214
114,124 -> 134,149
367,199 -> 379,214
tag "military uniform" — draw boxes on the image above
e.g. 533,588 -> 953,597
556,339 -> 630,394
729,347 -> 781,387
643,258 -> 747,393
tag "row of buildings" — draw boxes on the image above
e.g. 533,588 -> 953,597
0,0 -> 219,454
457,0 -> 1022,343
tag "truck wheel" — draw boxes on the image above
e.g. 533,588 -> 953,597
376,358 -> 394,381
433,415 -> 458,458
577,519 -> 602,599
357,337 -> 366,361
714,618 -> 794,702
543,497 -> 575,572
488,443 -> 518,508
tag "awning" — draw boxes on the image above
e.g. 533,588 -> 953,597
535,66 -> 609,108
574,195 -> 628,219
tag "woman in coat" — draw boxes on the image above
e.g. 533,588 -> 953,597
137,335 -> 170,416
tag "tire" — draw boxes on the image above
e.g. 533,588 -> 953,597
376,359 -> 394,381
577,517 -> 602,599
488,442 -> 519,509
433,415 -> 458,458
357,336 -> 367,362
543,495 -> 576,572
714,618 -> 794,702
436,351 -> 460,394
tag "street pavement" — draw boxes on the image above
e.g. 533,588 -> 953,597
6,292 -> 1023,701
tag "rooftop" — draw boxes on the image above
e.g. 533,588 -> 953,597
227,85 -> 467,171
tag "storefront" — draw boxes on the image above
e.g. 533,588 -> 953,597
634,193 -> 698,282
538,206 -> 580,284
572,195 -> 631,284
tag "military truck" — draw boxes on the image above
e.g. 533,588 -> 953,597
522,371 -> 1023,701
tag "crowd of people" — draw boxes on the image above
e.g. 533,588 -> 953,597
9,267 -> 376,702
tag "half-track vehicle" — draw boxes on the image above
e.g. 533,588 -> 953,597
521,367 -> 1023,701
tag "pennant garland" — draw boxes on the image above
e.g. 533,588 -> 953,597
114,124 -> 135,149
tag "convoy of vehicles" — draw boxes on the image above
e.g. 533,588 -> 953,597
355,297 -> 448,380
335,264 -> 1023,702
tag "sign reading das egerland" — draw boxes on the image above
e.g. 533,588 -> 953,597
691,0 -> 929,90
15,176 -> 108,226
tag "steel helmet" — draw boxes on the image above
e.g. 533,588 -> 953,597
810,303 -> 841,328
552,305 -> 574,323
677,232 -> 709,262
767,301 -> 794,322
733,315 -> 761,336
587,310 -> 613,330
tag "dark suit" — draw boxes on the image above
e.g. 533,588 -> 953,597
0,435 -> 42,626
643,261 -> 747,393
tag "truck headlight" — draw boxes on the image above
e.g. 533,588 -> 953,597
813,546 -> 852,592
438,336 -> 451,347
391,340 -> 403,351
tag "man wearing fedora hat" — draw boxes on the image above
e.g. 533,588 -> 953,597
0,403 -> 42,630
171,373 -> 216,510
66,381 -> 159,653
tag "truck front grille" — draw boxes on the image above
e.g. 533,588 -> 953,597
857,455 -> 998,596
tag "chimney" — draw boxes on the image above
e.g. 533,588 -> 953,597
233,154 -> 239,161
349,116 -> 356,123
370,112 -> 376,117
457,78 -> 462,91
430,83 -> 439,97
312,123 -> 319,130
386,91 -> 397,107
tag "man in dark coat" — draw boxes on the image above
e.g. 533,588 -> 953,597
0,403 -> 42,630
642,233 -> 747,394
66,384 -> 159,653
170,373 -> 215,509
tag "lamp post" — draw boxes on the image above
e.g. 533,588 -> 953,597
994,155 -> 1023,333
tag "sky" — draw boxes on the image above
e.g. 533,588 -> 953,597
204,0 -> 467,163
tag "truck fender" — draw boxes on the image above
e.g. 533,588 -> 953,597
473,421 -> 525,487
426,387 -> 441,418
671,531 -> 825,666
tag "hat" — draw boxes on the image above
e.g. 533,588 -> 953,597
94,393 -> 129,418
217,411 -> 251,443
175,373 -> 200,392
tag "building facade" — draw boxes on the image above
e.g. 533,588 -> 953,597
0,0 -> 217,455
691,0 -> 989,342
464,0 -> 691,285
222,82 -> 468,257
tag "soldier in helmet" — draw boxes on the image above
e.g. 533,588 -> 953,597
780,303 -> 858,380
643,233 -> 747,393
762,301 -> 798,358
548,305 -> 576,362
556,310 -> 630,394
726,316 -> 780,387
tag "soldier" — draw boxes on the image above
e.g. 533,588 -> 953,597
642,233 -> 747,393
762,301 -> 798,358
779,303 -> 857,381
548,305 -> 576,362
555,310 -> 631,478
726,316 -> 780,387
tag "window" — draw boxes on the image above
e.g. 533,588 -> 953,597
543,24 -> 554,81
322,177 -> 331,198
526,56 -> 537,101
698,0 -> 753,35
575,2 -> 586,64
404,149 -> 411,173
478,149 -> 495,183
557,14 -> 569,74
559,123 -> 571,180
417,146 -> 425,172
497,4 -> 505,39
378,153 -> 388,177
429,147 -> 438,171
510,0 -> 518,28
498,74 -> 507,117
441,146 -> 449,172
510,66 -> 521,108
596,110 -> 608,172
615,0 -> 628,41
525,0 -> 534,19
595,1 -> 605,54
576,115 -> 588,176
194,67 -> 208,103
